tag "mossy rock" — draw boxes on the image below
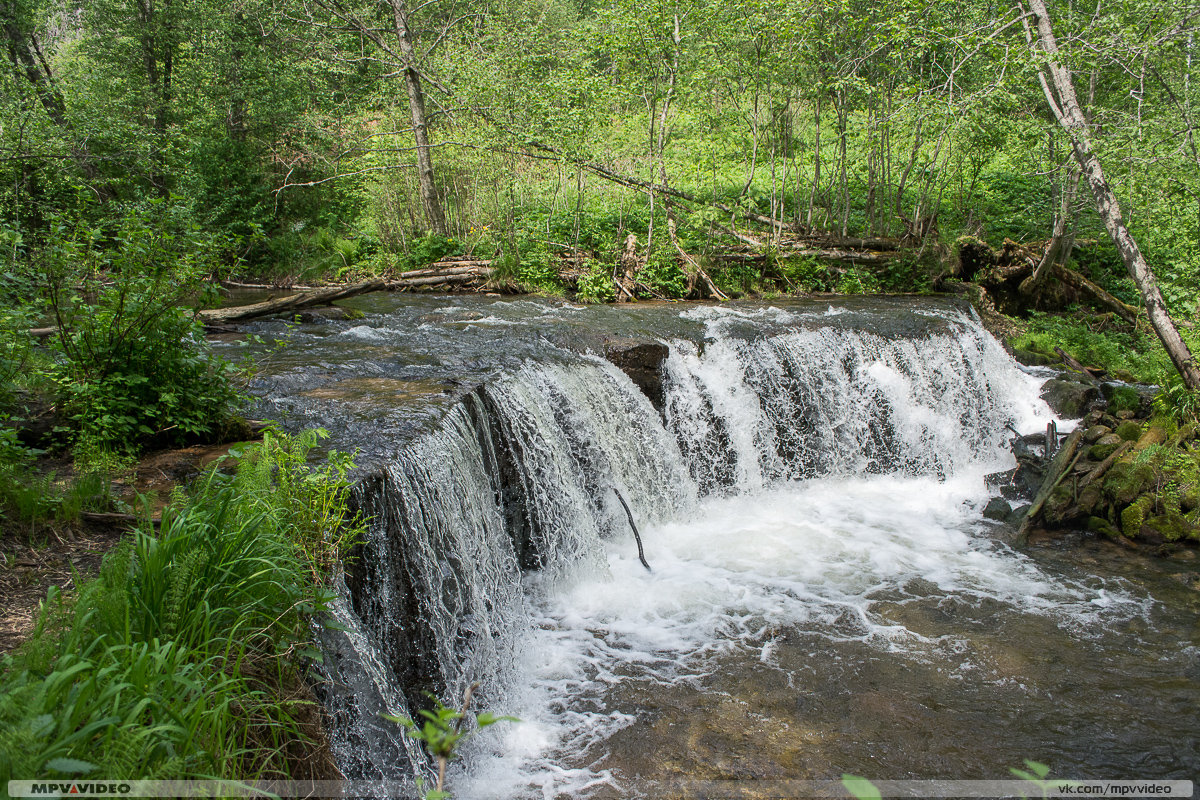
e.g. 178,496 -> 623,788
1088,434 -> 1122,461
1114,420 -> 1142,442
1182,485 -> 1199,513
1040,379 -> 1099,419
1044,484 -> 1076,522
1101,384 -> 1141,415
1013,347 -> 1058,367
1104,462 -> 1157,505
1076,484 -> 1105,518
1083,424 -> 1111,444
1087,515 -> 1122,540
1143,513 -> 1199,543
1121,494 -> 1155,539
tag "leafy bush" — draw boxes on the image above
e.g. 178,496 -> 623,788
40,203 -> 243,453
1153,373 -> 1200,424
1010,312 -> 1169,384
575,264 -> 615,303
640,250 -> 688,298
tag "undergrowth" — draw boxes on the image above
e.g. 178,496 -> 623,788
1010,312 -> 1171,384
0,428 -> 364,783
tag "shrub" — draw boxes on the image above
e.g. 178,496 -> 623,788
40,203 -> 243,453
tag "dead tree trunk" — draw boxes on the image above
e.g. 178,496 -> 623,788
1021,160 -> 1081,295
615,233 -> 639,302
1022,0 -> 1200,390
387,0 -> 447,236
198,279 -> 386,324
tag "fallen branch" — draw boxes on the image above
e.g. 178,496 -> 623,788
612,487 -> 651,572
1078,440 -> 1133,489
1054,346 -> 1102,384
1016,426 -> 1085,544
198,279 -> 387,325
388,271 -> 491,289
81,511 -> 161,530
668,205 -> 728,301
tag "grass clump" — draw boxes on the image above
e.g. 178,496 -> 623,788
0,428 -> 364,783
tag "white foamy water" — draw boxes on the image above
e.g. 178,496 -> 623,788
456,473 -> 1148,799
322,301 -> 1156,793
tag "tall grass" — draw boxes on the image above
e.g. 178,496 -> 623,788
0,428 -> 364,783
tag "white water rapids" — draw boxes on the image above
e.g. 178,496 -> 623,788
318,303 -> 1168,796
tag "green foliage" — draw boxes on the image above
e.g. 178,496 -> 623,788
0,432 -> 114,533
1010,313 -> 1169,384
575,264 -> 615,303
219,427 -> 365,580
0,428 -> 361,783
1153,373 -> 1200,425
407,233 -> 462,267
842,775 -> 882,800
639,250 -> 688,298
35,203 -> 243,453
384,688 -> 516,800
781,257 -> 836,293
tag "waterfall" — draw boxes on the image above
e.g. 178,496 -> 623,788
319,304 -> 1063,785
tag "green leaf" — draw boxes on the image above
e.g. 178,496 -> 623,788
46,757 -> 97,774
841,775 -> 882,800
475,712 -> 520,727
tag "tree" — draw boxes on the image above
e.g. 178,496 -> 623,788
1020,0 -> 1200,390
305,0 -> 448,235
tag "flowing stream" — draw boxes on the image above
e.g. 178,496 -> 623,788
235,296 -> 1199,796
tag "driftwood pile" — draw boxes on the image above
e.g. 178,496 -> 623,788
387,259 -> 493,291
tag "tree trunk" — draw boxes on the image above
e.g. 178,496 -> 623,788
1022,0 -> 1200,390
387,0 -> 447,236
1020,160 -> 1080,295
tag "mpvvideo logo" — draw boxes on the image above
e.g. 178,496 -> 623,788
19,782 -> 132,796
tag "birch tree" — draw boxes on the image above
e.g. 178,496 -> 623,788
1020,0 -> 1200,390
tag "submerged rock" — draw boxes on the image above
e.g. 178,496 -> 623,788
983,497 -> 1012,521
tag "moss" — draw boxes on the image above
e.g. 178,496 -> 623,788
1087,515 -> 1122,540
1089,442 -> 1120,461
1143,513 -> 1199,543
1104,462 -> 1157,505
1121,494 -> 1154,538
1114,420 -> 1142,442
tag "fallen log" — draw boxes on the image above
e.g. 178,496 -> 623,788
1051,265 -> 1141,327
389,272 -> 491,289
198,278 -> 387,325
1078,441 -> 1132,489
81,511 -> 161,530
1016,425 -> 1085,545
396,264 -> 492,280
1054,346 -> 1102,384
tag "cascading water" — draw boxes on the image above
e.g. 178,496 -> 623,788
278,298 -> 1196,796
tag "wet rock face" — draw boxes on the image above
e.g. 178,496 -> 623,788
604,339 -> 670,412
1040,378 -> 1100,419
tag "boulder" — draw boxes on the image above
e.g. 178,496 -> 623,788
983,497 -> 1013,521
1104,462 -> 1157,505
1114,420 -> 1142,442
1040,379 -> 1099,419
1088,434 -> 1123,461
604,338 -> 670,411
1082,425 -> 1111,444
